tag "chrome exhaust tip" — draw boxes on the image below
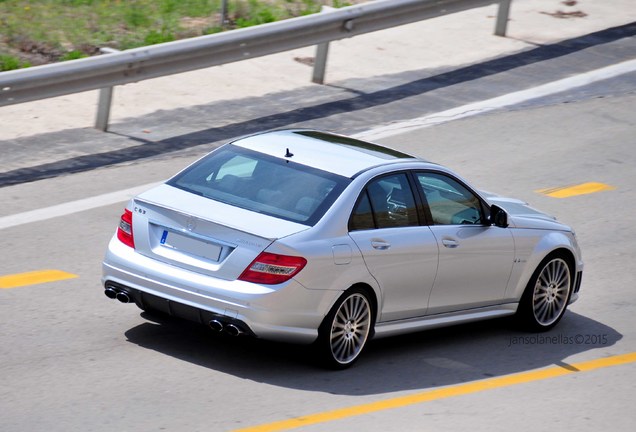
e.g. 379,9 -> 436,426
225,324 -> 242,337
115,291 -> 132,303
104,287 -> 118,299
208,320 -> 224,332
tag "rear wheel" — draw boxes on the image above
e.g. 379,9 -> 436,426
517,254 -> 572,331
318,288 -> 373,369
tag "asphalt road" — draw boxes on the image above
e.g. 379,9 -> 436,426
2,76 -> 636,431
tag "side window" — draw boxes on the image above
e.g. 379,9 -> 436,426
416,172 -> 484,225
349,191 -> 375,231
349,173 -> 419,230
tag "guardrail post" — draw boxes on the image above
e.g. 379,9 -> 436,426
312,42 -> 330,84
494,0 -> 512,37
311,5 -> 336,84
220,0 -> 229,28
95,47 -> 120,132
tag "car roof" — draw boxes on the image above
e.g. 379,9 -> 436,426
231,129 -> 424,178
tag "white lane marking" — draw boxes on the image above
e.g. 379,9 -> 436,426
0,182 -> 161,230
1,59 -> 635,230
354,59 -> 636,141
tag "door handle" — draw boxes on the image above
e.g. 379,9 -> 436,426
442,238 -> 459,248
371,241 -> 391,250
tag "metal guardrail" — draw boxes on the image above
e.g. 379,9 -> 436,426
0,0 -> 512,131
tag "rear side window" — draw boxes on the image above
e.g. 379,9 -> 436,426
168,145 -> 350,225
349,192 -> 375,231
349,173 -> 419,230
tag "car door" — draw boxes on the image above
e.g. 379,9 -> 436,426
348,172 -> 439,321
414,171 -> 514,315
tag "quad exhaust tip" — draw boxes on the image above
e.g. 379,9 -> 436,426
209,320 -> 224,332
104,286 -> 132,303
225,324 -> 242,337
116,291 -> 132,303
208,319 -> 242,336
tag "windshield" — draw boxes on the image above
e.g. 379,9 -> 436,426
168,145 -> 350,225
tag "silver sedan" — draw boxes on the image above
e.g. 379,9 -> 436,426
102,129 -> 583,368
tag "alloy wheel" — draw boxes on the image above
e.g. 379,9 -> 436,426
329,292 -> 371,365
532,258 -> 571,327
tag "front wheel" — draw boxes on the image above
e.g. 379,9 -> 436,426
517,254 -> 573,331
317,288 -> 373,369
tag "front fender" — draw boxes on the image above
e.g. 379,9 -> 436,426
506,229 -> 582,302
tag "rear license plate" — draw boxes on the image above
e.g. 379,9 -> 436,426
160,230 -> 222,262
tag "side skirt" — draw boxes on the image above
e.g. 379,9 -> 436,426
373,303 -> 518,339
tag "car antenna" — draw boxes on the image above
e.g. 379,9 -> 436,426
285,148 -> 294,158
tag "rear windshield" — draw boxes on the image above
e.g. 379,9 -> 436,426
168,145 -> 350,225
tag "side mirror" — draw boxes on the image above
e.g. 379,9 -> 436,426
490,204 -> 509,228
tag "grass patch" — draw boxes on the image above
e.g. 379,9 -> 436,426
0,54 -> 31,71
0,0 -> 359,67
60,50 -> 88,61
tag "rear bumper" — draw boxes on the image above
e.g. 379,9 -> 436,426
102,237 -> 339,344
105,280 -> 256,336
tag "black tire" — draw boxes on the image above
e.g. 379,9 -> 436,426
516,253 -> 573,332
317,287 -> 374,369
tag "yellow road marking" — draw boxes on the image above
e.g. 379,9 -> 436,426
537,182 -> 615,198
0,269 -> 78,289
233,352 -> 636,432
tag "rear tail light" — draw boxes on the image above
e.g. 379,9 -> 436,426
239,252 -> 307,285
116,209 -> 135,248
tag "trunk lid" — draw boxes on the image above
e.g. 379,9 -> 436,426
130,184 -> 309,280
